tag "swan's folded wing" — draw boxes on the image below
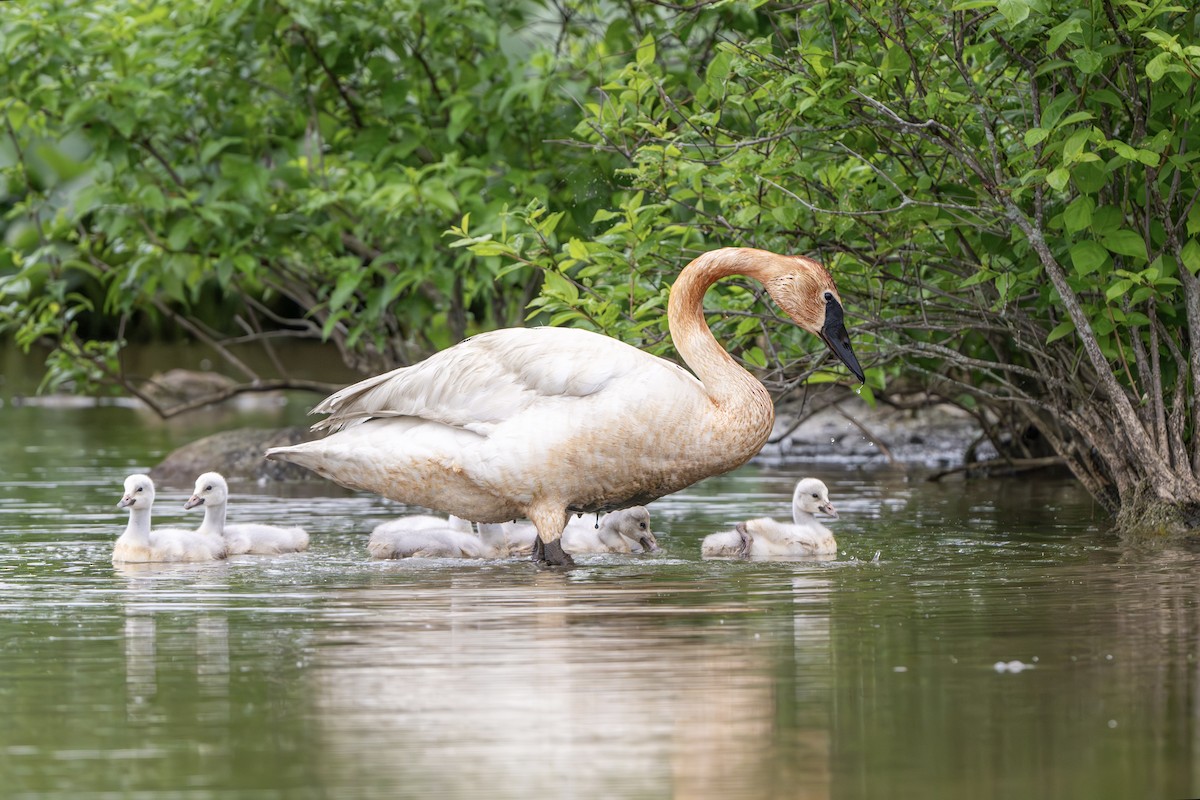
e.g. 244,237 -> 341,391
310,327 -> 700,433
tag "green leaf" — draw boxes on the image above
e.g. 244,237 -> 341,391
200,137 -> 241,165
167,217 -> 198,250
706,51 -> 731,89
1100,229 -> 1146,259
1047,18 -> 1082,53
1181,239 -> 1200,275
1072,48 -> 1103,74
1134,149 -> 1160,166
1072,162 -> 1105,193
1058,111 -> 1094,128
329,271 -> 363,312
1046,168 -> 1070,191
446,102 -> 472,144
1106,279 -> 1133,300
1046,319 -> 1075,344
1069,241 -> 1109,275
566,238 -> 589,261
997,0 -> 1030,25
1146,52 -> 1172,82
882,45 -> 912,75
636,34 -> 655,68
1024,128 -> 1049,147
542,270 -> 579,304
1063,195 -> 1094,234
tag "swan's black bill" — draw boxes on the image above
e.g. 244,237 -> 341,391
819,299 -> 866,384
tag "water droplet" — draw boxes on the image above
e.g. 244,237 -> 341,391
855,386 -> 862,395
830,437 -> 836,443
1107,719 -> 1118,729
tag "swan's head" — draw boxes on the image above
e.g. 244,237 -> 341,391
765,257 -> 865,384
613,506 -> 659,552
184,472 -> 229,510
119,474 -> 155,510
793,478 -> 837,519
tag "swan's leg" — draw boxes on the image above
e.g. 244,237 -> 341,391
529,503 -> 573,567
735,522 -> 753,558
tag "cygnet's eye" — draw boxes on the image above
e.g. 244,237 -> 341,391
823,291 -> 834,302
205,485 -> 212,491
136,487 -> 143,493
811,492 -> 819,498
639,522 -> 647,529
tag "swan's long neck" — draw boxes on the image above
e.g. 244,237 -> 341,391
197,502 -> 227,536
668,248 -> 775,430
124,508 -> 152,544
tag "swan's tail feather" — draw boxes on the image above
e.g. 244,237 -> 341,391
264,444 -> 318,470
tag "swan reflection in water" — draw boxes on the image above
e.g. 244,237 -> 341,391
306,569 -> 834,799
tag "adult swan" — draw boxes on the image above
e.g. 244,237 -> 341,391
266,247 -> 864,565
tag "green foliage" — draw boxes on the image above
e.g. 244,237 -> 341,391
0,0 -> 616,385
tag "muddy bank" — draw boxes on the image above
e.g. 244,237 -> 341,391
758,393 -> 986,469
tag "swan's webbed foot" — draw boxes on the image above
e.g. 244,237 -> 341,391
735,522 -> 753,558
532,537 -> 575,567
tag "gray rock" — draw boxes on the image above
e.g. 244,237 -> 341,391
150,427 -> 322,487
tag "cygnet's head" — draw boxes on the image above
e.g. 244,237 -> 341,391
118,474 -> 156,510
793,478 -> 837,518
183,472 -> 229,510
613,506 -> 658,552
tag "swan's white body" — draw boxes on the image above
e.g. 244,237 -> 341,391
702,478 -> 839,558
184,472 -> 309,555
266,248 -> 863,565
114,474 -> 227,563
368,522 -> 488,560
366,514 -> 490,559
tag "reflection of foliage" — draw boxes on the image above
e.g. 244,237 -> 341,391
4,0 -> 1200,525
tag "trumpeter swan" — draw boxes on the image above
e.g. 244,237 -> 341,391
267,247 -> 863,565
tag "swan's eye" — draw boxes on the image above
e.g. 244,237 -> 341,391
639,522 -> 647,529
823,291 -> 834,302
205,485 -> 212,491
811,493 -> 819,498
136,487 -> 143,493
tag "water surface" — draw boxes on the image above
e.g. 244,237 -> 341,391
0,393 -> 1197,799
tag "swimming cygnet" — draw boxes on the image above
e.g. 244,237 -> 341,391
701,478 -> 838,558
367,515 -> 486,559
184,472 -> 309,555
114,474 -> 227,563
563,506 -> 658,554
504,506 -> 658,557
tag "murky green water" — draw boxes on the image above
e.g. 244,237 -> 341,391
1,382 -> 1198,799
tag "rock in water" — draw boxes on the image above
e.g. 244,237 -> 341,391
150,427 -> 319,488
